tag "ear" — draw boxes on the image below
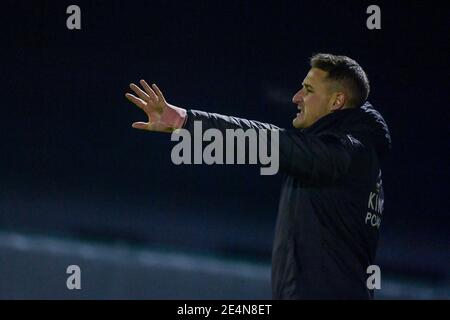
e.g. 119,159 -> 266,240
330,92 -> 346,111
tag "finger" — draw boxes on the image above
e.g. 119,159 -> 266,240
140,80 -> 158,101
129,83 -> 150,101
132,122 -> 150,130
152,83 -> 166,102
125,93 -> 146,110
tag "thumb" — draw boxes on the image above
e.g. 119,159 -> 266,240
132,122 -> 149,130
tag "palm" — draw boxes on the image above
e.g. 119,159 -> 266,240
125,80 -> 174,132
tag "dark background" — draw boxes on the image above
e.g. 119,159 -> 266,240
0,0 -> 448,298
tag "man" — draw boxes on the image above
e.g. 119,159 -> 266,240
125,53 -> 391,299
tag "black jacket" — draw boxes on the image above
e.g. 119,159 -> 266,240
182,102 -> 391,299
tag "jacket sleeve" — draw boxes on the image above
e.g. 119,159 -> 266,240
183,109 -> 280,131
183,110 -> 361,184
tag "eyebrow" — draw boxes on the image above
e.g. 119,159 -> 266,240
302,83 -> 314,90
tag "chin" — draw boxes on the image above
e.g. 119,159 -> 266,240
293,118 -> 305,129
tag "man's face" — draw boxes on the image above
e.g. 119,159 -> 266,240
292,68 -> 337,129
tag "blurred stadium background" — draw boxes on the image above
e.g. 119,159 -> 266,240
0,1 -> 448,299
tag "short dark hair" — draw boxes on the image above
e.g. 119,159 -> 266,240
310,53 -> 370,108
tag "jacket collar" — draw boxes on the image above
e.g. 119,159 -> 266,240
302,107 -> 355,134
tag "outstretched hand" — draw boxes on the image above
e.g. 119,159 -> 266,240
125,80 -> 187,132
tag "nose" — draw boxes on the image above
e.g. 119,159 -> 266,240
292,89 -> 304,104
